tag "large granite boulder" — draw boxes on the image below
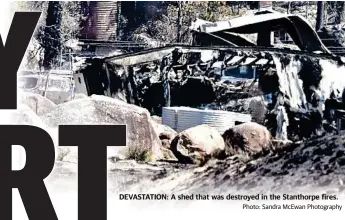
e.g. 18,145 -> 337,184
151,120 -> 178,161
171,125 -> 225,165
222,122 -> 272,158
41,95 -> 163,161
18,92 -> 56,116
151,121 -> 177,143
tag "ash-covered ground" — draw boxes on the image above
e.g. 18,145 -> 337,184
47,131 -> 345,196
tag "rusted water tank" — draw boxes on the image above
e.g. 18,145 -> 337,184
80,1 -> 121,41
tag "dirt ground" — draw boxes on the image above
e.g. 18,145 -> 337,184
47,132 -> 345,197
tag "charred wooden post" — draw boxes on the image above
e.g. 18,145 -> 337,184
123,66 -> 135,104
163,75 -> 171,108
104,63 -> 112,97
127,66 -> 139,105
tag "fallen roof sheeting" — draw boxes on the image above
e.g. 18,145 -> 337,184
104,45 -> 339,67
191,13 -> 331,54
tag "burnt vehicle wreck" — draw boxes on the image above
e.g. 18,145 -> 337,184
73,12 -> 345,141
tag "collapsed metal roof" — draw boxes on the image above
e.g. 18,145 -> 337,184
103,45 -> 338,67
190,12 -> 331,54
95,11 -> 340,67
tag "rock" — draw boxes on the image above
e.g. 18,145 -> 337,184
41,95 -> 163,161
248,98 -> 267,124
151,121 -> 177,141
223,122 -> 272,158
0,104 -> 46,128
73,93 -> 88,100
161,147 -> 178,161
171,125 -> 225,164
151,120 -> 178,161
18,92 -> 56,116
151,115 -> 162,124
161,139 -> 171,149
160,131 -> 177,142
271,139 -> 293,152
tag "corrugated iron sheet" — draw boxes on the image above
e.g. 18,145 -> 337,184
162,107 -> 252,134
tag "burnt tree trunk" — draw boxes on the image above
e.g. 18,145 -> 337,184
43,1 -> 63,70
315,1 -> 325,31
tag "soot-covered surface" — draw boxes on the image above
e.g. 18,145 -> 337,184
131,132 -> 345,194
204,133 -> 345,193
48,133 -> 345,195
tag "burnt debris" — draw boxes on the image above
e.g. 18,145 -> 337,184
73,11 -> 345,141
